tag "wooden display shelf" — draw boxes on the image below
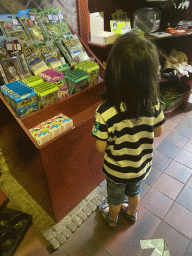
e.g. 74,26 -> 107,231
0,80 -> 105,222
0,22 -> 107,223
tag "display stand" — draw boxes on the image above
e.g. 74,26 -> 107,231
0,25 -> 106,222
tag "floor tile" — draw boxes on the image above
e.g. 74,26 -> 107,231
155,140 -> 181,159
140,181 -> 150,199
186,175 -> 192,188
16,237 -> 48,256
151,221 -> 190,256
174,149 -> 192,168
105,226 -> 143,256
58,224 -> 113,256
140,187 -> 174,219
179,116 -> 192,129
152,173 -> 184,200
163,131 -> 188,148
130,205 -> 161,239
153,128 -> 171,148
183,139 -> 192,153
162,120 -> 178,131
24,246 -> 51,256
164,160 -> 192,183
172,123 -> 192,138
182,109 -> 192,118
176,186 -> 192,212
184,241 -> 192,256
143,167 -> 162,186
167,113 -> 185,123
164,203 -> 192,239
82,210 -> 117,242
152,150 -> 172,171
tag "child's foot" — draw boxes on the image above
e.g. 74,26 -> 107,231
121,201 -> 137,224
99,201 -> 118,227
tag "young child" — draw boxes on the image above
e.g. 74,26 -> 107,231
92,30 -> 166,228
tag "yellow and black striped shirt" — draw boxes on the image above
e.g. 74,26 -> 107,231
92,100 -> 166,184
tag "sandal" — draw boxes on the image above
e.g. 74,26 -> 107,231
121,199 -> 137,224
99,200 -> 118,228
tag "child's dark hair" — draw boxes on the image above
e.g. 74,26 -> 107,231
102,30 -> 160,121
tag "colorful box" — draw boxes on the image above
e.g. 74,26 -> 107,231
29,125 -> 51,146
74,60 -> 99,87
65,69 -> 89,95
41,118 -> 63,139
53,113 -> 73,132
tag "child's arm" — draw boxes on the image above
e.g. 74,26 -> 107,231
95,139 -> 107,153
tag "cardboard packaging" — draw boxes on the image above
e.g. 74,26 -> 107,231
90,12 -> 119,45
110,20 -> 131,35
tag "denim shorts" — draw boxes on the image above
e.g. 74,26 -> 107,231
106,177 -> 142,206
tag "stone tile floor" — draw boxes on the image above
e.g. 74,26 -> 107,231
1,102 -> 192,255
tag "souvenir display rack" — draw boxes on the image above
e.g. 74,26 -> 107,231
0,9 -> 105,222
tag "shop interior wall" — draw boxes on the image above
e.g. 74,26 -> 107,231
0,0 -> 78,33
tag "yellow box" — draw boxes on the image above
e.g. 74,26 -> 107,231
110,20 -> 131,35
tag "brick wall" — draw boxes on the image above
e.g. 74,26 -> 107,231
0,0 -> 78,33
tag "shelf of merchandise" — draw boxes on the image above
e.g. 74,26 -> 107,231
0,25 -> 106,222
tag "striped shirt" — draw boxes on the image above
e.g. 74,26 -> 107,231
92,100 -> 166,184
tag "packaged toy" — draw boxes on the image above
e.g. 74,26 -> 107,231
41,118 -> 63,139
74,60 -> 100,87
55,38 -> 76,66
17,9 -> 45,41
36,8 -> 71,40
0,56 -> 24,83
37,40 -> 65,69
0,37 -> 31,79
1,81 -> 39,117
53,113 -> 73,132
65,69 -> 89,95
0,14 -> 30,43
62,34 -> 89,63
29,124 -> 51,146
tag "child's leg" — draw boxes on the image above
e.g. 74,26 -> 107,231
122,195 -> 140,216
122,180 -> 141,216
99,178 -> 125,226
109,204 -> 122,222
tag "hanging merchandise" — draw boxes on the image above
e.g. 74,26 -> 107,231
55,37 -> 76,66
0,14 -> 30,43
0,56 -> 24,84
61,34 -> 89,63
17,9 -> 45,42
22,40 -> 49,75
37,40 -> 65,69
36,8 -> 72,40
0,37 -> 31,82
